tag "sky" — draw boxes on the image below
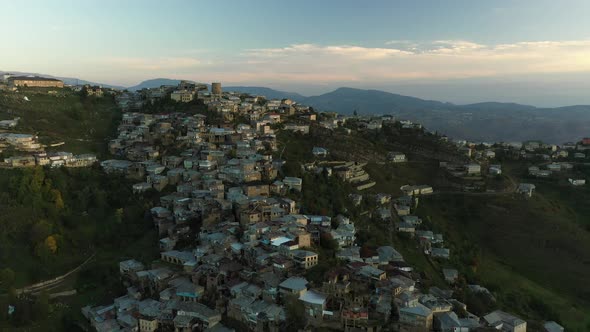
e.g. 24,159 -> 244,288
2,0 -> 590,106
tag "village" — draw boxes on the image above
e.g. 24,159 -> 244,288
1,74 -> 587,332
74,79 -> 583,332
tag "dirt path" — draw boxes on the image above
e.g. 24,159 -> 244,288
16,252 -> 96,295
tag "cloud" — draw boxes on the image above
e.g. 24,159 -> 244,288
232,40 -> 590,83
84,39 -> 590,87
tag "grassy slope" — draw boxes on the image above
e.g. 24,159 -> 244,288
364,159 -> 590,330
0,88 -> 119,156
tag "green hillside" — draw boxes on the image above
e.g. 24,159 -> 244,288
278,121 -> 590,331
0,88 -> 119,156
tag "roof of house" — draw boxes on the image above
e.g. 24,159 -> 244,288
10,76 -> 61,82
483,310 -> 526,328
399,303 -> 432,317
279,276 -> 308,291
543,321 -> 564,332
299,289 -> 327,305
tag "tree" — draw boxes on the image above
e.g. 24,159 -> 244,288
0,267 -> 15,290
51,189 -> 65,210
44,235 -> 58,254
319,233 -> 339,251
284,294 -> 306,331
30,220 -> 52,245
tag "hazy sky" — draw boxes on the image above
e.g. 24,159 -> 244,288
2,0 -> 590,106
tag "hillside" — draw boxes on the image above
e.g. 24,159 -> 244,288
0,92 -> 588,330
0,88 -> 120,156
0,89 -> 157,330
277,122 -> 590,331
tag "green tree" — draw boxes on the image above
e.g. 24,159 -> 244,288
284,294 -> 306,331
0,267 -> 15,290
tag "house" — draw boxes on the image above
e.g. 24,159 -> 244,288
356,265 -> 386,281
175,301 -> 222,330
278,277 -> 308,297
400,184 -> 433,196
171,90 -> 195,103
387,152 -> 407,163
543,321 -> 564,332
336,246 -> 361,262
484,150 -> 496,159
299,290 -> 327,320
376,246 -> 404,264
465,163 -> 481,176
489,164 -> 502,175
517,183 -> 535,197
442,268 -> 458,283
283,177 -> 303,191
399,303 -> 433,329
312,147 -> 329,157
431,248 -> 450,259
483,310 -> 526,332
284,124 -> 310,134
569,178 -> 586,186
435,311 -> 479,332
397,222 -> 416,234
291,250 -> 319,269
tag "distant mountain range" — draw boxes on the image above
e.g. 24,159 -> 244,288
3,72 -> 589,143
127,78 -> 190,91
294,87 -> 590,143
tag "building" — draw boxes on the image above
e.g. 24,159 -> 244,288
171,90 -> 195,103
312,147 -> 328,157
465,163 -> 481,176
517,183 -> 536,197
568,178 -> 586,186
483,310 -> 526,332
399,304 -> 433,329
291,250 -> 318,269
387,152 -> 407,163
543,321 -> 564,332
211,82 -> 222,95
9,76 -> 64,88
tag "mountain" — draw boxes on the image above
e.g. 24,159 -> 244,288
127,78 -> 194,91
302,87 -> 453,114
225,86 -> 305,101
298,87 -> 590,143
0,70 -> 125,89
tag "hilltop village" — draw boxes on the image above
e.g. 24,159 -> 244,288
1,75 -> 588,332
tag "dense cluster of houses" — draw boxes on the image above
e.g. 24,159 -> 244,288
78,81 -> 566,332
450,137 -> 589,194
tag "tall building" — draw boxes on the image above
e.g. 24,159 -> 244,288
211,82 -> 222,95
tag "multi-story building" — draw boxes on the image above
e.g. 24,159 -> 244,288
9,76 -> 64,88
